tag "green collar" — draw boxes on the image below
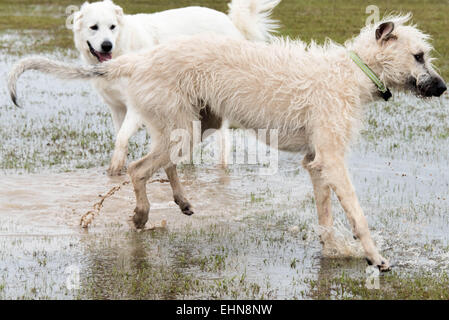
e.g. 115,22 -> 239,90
349,51 -> 392,101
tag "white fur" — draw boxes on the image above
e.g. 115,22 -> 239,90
10,10 -> 444,272
83,14 -> 443,270
73,0 -> 280,175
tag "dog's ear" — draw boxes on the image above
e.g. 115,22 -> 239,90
73,2 -> 89,32
103,0 -> 123,22
115,5 -> 124,19
112,3 -> 124,24
376,22 -> 395,43
73,11 -> 83,32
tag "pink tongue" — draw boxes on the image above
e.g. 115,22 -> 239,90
98,52 -> 112,62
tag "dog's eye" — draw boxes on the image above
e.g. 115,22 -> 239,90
90,25 -> 98,31
110,25 -> 116,30
414,53 -> 424,63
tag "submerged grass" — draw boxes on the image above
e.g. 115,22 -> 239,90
308,270 -> 449,300
0,0 -> 448,300
75,222 -> 307,299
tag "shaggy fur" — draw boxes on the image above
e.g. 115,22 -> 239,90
9,0 -> 280,175
8,14 -> 446,270
75,0 -> 280,175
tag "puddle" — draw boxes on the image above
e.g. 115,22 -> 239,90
1,150 -> 448,299
0,49 -> 449,299
0,162 -> 319,299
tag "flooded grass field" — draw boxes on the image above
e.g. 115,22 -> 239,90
0,1 -> 449,300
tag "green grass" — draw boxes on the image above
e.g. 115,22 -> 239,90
1,0 -> 448,300
1,0 -> 448,78
308,270 -> 449,299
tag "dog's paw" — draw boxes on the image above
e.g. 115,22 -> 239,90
181,206 -> 194,216
132,207 -> 149,229
107,165 -> 126,176
174,196 -> 194,216
366,257 -> 391,272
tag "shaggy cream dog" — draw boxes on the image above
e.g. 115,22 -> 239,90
8,14 -> 446,271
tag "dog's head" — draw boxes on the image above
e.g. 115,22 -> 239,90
354,14 -> 446,98
73,0 -> 124,64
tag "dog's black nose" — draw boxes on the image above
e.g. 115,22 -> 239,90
101,41 -> 113,53
434,81 -> 447,97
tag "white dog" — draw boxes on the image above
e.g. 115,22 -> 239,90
72,0 -> 280,175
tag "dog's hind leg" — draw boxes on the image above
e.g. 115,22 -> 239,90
108,110 -> 141,176
303,153 -> 334,247
128,130 -> 171,229
219,120 -> 231,168
317,152 -> 391,271
165,165 -> 194,216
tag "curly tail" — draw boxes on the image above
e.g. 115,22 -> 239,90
228,0 -> 281,42
7,56 -> 136,107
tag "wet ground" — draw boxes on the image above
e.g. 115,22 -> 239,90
1,43 -> 449,299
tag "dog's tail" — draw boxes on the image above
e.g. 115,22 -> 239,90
228,0 -> 281,42
8,56 -> 135,107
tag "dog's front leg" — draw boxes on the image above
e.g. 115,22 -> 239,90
108,110 -> 141,176
111,107 -> 127,134
128,139 -> 171,229
302,153 -> 334,247
322,155 -> 391,271
104,99 -> 127,134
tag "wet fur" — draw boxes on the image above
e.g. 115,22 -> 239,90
7,14 -> 446,271
90,14 -> 444,271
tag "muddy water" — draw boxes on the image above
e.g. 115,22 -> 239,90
0,166 -> 247,234
1,150 -> 448,299
0,159 -> 318,299
1,50 -> 449,299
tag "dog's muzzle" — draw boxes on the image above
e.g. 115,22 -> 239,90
87,41 -> 112,63
409,76 -> 447,97
426,78 -> 447,97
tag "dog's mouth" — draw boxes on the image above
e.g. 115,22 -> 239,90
406,76 -> 420,95
406,76 -> 430,98
87,41 -> 112,63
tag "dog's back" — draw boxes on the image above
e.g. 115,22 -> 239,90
133,7 -> 243,42
120,36 -> 349,138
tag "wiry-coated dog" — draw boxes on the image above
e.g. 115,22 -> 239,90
8,14 -> 446,270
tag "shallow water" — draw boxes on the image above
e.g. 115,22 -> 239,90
1,49 -> 449,299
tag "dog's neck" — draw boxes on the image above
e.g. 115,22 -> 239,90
349,51 -> 391,101
346,41 -> 391,103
